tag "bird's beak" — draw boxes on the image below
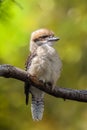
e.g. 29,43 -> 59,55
47,37 -> 60,42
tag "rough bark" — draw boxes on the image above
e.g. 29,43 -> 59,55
0,64 -> 87,102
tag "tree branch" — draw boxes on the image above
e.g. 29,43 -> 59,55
0,64 -> 87,103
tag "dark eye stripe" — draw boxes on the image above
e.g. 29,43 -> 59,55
33,35 -> 54,42
33,35 -> 48,42
39,35 -> 48,38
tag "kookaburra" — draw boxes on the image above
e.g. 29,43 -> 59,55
24,28 -> 62,121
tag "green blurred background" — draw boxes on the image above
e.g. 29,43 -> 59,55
0,0 -> 87,129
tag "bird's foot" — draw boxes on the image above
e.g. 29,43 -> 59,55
39,81 -> 53,90
45,82 -> 54,90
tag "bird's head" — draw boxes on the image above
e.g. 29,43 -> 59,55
30,28 -> 60,52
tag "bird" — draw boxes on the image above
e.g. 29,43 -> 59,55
24,28 -> 62,121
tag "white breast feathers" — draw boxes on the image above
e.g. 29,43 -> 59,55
28,44 -> 62,87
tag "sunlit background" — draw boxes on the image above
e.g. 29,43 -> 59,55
0,0 -> 87,129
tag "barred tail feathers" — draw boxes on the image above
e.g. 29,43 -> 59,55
31,98 -> 44,121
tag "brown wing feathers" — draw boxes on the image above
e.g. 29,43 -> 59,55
24,53 -> 37,105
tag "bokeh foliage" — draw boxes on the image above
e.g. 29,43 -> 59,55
0,0 -> 87,130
